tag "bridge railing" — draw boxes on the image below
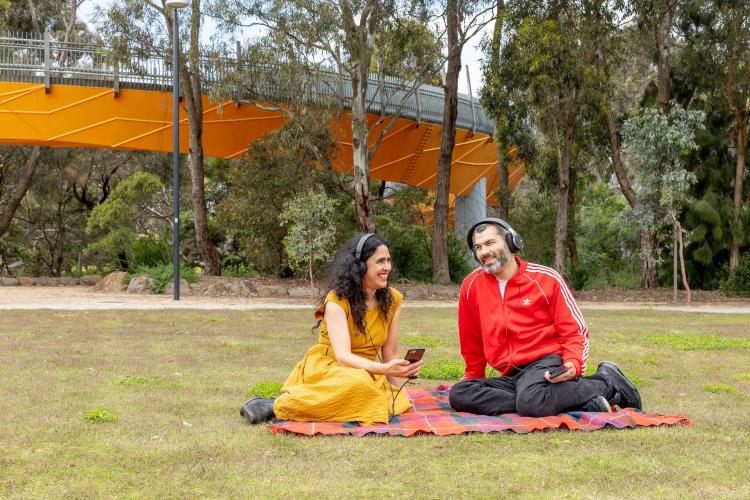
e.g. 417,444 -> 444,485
0,33 -> 494,135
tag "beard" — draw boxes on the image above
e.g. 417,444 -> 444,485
481,250 -> 510,274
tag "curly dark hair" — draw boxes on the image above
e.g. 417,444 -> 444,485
316,233 -> 394,336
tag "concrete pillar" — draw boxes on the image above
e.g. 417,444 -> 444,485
454,177 -> 486,246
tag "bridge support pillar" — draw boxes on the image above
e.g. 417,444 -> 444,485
454,177 -> 486,260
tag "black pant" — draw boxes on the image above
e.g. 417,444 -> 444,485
449,355 -> 612,417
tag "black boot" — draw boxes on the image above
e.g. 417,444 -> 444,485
240,398 -> 276,424
596,362 -> 642,411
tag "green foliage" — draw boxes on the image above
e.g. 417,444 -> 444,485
134,264 -> 201,294
83,408 -> 118,423
373,186 -> 471,283
399,334 -> 443,347
85,172 -> 166,271
246,381 -> 283,399
639,333 -> 750,351
702,384 -> 737,395
280,190 -> 338,286
724,252 -> 750,296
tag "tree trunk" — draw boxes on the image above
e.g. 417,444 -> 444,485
677,219 -> 691,303
639,229 -> 658,288
177,0 -> 221,276
491,0 -> 510,219
0,147 -> 41,237
553,93 -> 579,275
654,3 -> 676,114
729,115 -> 748,277
351,62 -> 375,232
432,0 -> 460,285
672,219 -> 678,303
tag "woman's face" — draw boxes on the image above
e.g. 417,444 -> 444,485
362,244 -> 392,291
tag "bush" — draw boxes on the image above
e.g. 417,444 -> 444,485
724,252 -> 750,297
134,263 -> 201,294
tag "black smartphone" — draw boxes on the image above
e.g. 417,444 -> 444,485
547,365 -> 568,380
404,348 -> 425,379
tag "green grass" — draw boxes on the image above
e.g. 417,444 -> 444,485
420,359 -> 464,380
399,333 -> 444,347
116,375 -> 159,387
246,380 -> 284,399
0,308 -> 749,497
638,333 -> 750,350
82,408 -> 118,423
703,384 -> 738,394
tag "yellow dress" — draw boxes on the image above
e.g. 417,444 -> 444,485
273,288 -> 412,425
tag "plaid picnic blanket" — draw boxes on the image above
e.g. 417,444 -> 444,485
269,384 -> 691,437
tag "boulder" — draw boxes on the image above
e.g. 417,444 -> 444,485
232,279 -> 256,296
0,277 -> 19,286
18,277 -> 34,287
404,287 -> 429,300
58,277 -> 78,286
432,285 -> 459,300
33,277 -> 59,286
79,275 -> 102,286
93,271 -> 128,293
127,275 -> 155,294
288,286 -> 319,298
160,279 -> 191,296
254,284 -> 289,297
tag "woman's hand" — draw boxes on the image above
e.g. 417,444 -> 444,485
380,358 -> 423,379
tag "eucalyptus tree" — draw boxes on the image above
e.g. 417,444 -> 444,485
622,105 -> 705,302
210,0 -> 445,233
96,0 -> 221,275
431,0 -> 496,284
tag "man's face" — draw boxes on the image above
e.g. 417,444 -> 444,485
473,225 -> 511,274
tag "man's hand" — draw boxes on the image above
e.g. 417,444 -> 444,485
544,362 -> 576,383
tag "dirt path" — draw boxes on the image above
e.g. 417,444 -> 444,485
1,286 -> 749,313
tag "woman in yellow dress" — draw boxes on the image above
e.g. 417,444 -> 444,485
240,233 -> 422,425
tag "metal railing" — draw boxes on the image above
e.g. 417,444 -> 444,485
0,33 -> 494,135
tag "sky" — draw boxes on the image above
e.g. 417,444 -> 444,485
78,0 -> 490,97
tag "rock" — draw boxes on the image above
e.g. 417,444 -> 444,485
79,275 -> 102,286
127,275 -> 155,294
33,277 -> 59,286
161,279 -> 191,296
404,287 -> 429,300
58,277 -> 78,286
432,285 -> 459,299
18,277 -> 34,287
254,284 -> 289,297
232,280 -> 256,296
93,271 -> 128,293
288,286 -> 319,298
0,277 -> 19,286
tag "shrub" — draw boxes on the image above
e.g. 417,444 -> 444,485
134,263 -> 201,294
724,252 -> 750,297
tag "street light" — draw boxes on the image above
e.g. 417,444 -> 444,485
167,0 -> 188,300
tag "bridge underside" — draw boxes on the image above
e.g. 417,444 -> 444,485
0,81 -> 524,199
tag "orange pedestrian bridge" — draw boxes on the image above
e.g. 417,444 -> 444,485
0,34 -> 524,226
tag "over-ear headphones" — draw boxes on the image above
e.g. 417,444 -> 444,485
466,218 -> 524,258
355,233 -> 375,261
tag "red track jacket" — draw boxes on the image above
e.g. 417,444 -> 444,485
458,257 -> 589,379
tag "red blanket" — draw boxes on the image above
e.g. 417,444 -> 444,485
270,385 -> 691,437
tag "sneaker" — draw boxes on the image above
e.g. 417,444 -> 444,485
596,361 -> 642,411
240,397 -> 276,424
581,395 -> 612,413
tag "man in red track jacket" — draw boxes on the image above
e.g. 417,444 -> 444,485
448,218 -> 642,417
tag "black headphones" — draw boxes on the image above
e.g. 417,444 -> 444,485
466,218 -> 524,258
355,233 -> 375,261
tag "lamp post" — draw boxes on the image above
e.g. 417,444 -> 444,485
166,0 -> 188,300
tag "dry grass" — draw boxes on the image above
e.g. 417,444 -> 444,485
0,308 -> 749,498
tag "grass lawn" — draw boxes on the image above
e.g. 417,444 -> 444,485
1,307 -> 749,498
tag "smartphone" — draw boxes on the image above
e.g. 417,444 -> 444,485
547,365 -> 568,380
404,348 -> 425,379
